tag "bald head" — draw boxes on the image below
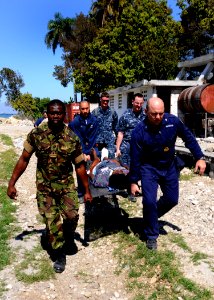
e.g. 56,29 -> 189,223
79,101 -> 90,118
146,97 -> 165,126
147,97 -> 164,111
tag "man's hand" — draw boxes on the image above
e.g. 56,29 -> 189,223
115,149 -> 121,158
7,185 -> 18,200
194,159 -> 206,175
131,183 -> 140,196
84,192 -> 93,202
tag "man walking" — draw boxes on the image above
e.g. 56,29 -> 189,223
116,93 -> 145,168
92,92 -> 118,159
69,100 -> 98,202
7,99 -> 92,273
130,97 -> 206,250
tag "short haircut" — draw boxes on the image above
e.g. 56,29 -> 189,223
109,173 -> 129,190
47,99 -> 66,113
100,92 -> 109,98
133,93 -> 144,100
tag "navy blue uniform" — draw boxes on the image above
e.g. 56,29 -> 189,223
118,108 -> 145,166
92,107 -> 118,158
130,113 -> 204,240
68,113 -> 98,155
69,113 -> 98,199
34,117 -> 45,127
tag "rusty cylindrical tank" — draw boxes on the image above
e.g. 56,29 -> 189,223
178,84 -> 214,113
64,103 -> 80,123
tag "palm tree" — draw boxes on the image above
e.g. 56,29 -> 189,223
45,12 -> 75,54
91,0 -> 127,27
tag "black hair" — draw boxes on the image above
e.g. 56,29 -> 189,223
109,173 -> 129,190
47,99 -> 66,113
100,92 -> 110,98
133,93 -> 144,99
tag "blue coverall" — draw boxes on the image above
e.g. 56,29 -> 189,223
69,113 -> 99,198
129,113 -> 204,240
68,113 -> 98,155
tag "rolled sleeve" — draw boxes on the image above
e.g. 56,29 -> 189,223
23,140 -> 34,154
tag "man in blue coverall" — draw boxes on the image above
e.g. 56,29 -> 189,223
69,100 -> 98,202
130,97 -> 206,250
91,92 -> 118,159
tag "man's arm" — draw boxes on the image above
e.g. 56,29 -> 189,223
75,162 -> 93,202
115,131 -> 124,157
7,149 -> 32,199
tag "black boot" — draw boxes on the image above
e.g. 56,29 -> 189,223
53,248 -> 66,273
63,219 -> 78,255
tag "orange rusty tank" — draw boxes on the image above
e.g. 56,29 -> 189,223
178,84 -> 214,113
64,103 -> 80,123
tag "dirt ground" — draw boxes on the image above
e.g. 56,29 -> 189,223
0,122 -> 214,300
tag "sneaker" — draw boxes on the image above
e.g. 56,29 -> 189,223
53,251 -> 66,273
128,194 -> 137,202
146,239 -> 157,250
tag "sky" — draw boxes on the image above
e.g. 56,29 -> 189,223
0,0 -> 180,114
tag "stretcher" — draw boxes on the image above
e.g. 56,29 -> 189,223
84,179 -> 130,242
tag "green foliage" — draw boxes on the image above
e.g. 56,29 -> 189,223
0,68 -> 24,102
177,0 -> 214,58
10,93 -> 39,120
74,0 -> 181,96
9,94 -> 50,120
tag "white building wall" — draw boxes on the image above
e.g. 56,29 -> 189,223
170,90 -> 180,116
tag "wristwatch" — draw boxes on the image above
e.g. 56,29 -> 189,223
199,156 -> 206,160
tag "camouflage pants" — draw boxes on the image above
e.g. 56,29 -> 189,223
106,140 -> 116,159
119,140 -> 131,168
37,186 -> 79,250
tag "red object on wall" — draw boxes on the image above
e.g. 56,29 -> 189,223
64,103 -> 80,123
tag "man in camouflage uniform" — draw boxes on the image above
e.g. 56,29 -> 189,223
7,99 -> 92,273
91,92 -> 118,159
116,93 -> 145,168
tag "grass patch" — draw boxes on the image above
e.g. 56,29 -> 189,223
0,148 -> 17,182
0,142 -> 18,270
191,252 -> 209,265
113,232 -> 213,299
169,233 -> 191,251
0,134 -> 13,146
0,280 -> 8,298
0,186 -> 17,270
179,172 -> 195,181
15,244 -> 55,283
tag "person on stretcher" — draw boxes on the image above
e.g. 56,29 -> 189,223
88,148 -> 129,190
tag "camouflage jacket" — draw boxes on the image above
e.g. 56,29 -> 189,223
118,108 -> 145,142
23,122 -> 84,187
91,107 -> 118,143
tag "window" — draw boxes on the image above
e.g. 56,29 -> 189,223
118,94 -> 122,109
141,89 -> 148,101
109,95 -> 114,108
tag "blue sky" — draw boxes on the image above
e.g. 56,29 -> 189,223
0,0 -> 180,113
